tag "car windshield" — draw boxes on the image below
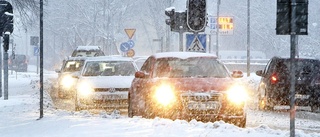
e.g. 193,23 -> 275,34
153,57 -> 229,78
82,61 -> 136,76
62,60 -> 85,72
72,50 -> 104,57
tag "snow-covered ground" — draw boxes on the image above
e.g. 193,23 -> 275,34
0,66 -> 320,137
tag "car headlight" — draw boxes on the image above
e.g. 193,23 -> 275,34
60,75 -> 76,89
153,85 -> 176,106
227,85 -> 248,105
77,82 -> 94,97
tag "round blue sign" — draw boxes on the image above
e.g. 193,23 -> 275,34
127,40 -> 135,48
120,42 -> 130,52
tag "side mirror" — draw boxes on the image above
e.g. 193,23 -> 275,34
55,69 -> 61,73
256,70 -> 263,77
231,70 -> 243,78
71,71 -> 80,79
135,71 -> 146,78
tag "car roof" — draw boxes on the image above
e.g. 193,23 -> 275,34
84,56 -> 134,62
273,56 -> 317,60
75,46 -> 101,50
65,56 -> 88,61
152,52 -> 217,59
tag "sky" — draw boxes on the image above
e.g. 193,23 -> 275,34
0,65 -> 320,137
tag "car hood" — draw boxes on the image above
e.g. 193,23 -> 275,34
79,76 -> 134,88
148,77 -> 238,92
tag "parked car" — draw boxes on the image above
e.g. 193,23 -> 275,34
128,52 -> 248,127
73,56 -> 138,111
255,56 -> 320,112
71,46 -> 105,57
54,57 -> 87,98
8,54 -> 28,72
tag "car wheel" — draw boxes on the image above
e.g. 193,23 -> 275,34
128,94 -> 134,118
227,115 -> 246,128
75,95 -> 82,111
143,102 -> 156,119
311,104 -> 320,113
237,115 -> 247,128
258,94 -> 274,111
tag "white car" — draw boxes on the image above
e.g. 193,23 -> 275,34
73,56 -> 138,111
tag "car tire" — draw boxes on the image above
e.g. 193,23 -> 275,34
75,95 -> 82,111
237,115 -> 247,128
128,94 -> 134,118
227,114 -> 246,128
258,94 -> 274,111
311,104 -> 320,113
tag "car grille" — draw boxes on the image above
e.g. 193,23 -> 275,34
94,88 -> 129,92
180,93 -> 222,115
180,93 -> 222,102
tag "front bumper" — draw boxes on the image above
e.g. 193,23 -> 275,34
144,92 -> 246,121
77,92 -> 128,109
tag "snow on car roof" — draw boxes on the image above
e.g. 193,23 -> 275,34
153,52 -> 217,59
66,56 -> 89,60
75,46 -> 101,50
84,56 -> 134,62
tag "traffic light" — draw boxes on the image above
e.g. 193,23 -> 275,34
165,8 -> 175,31
0,1 -> 13,36
3,34 -> 9,51
276,0 -> 308,35
173,11 -> 189,32
187,0 -> 207,32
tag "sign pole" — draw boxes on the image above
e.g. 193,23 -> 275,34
179,30 -> 183,52
246,0 -> 251,77
215,0 -> 220,58
39,0 -> 44,119
289,0 -> 297,136
0,37 -> 2,98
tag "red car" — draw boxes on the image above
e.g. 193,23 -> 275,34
128,52 -> 248,127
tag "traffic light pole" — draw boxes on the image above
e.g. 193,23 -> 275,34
0,37 -> 2,98
179,30 -> 183,52
3,44 -> 8,100
289,0 -> 297,137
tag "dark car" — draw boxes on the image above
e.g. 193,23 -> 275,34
71,46 -> 105,57
53,57 -> 87,98
255,56 -> 320,112
128,52 -> 248,127
8,54 -> 28,72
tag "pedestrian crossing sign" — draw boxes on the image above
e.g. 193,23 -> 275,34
186,34 -> 206,52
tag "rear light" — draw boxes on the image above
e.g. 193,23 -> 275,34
8,59 -> 11,65
25,59 -> 28,64
270,73 -> 278,84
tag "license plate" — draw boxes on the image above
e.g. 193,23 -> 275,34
104,94 -> 127,100
187,101 -> 220,110
295,94 -> 309,99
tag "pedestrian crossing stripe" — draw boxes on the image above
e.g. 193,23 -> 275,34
187,36 -> 205,52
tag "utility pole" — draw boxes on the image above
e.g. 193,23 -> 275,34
246,0 -> 250,77
216,0 -> 220,58
39,0 -> 44,119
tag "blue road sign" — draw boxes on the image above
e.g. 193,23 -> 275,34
186,34 -> 206,52
33,46 -> 40,56
120,42 -> 130,52
127,39 -> 135,48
